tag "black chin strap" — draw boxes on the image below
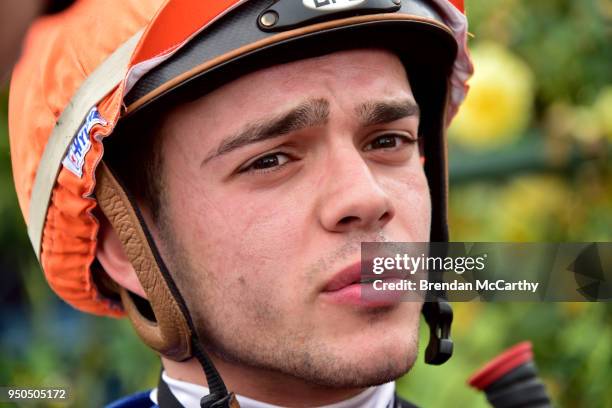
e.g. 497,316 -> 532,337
134,217 -> 235,407
422,300 -> 454,365
422,242 -> 454,365
157,369 -> 238,408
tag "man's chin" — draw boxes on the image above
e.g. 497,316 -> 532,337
205,327 -> 419,390
296,344 -> 419,389
195,297 -> 421,390
276,324 -> 421,389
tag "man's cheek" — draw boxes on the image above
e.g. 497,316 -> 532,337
219,272 -> 296,334
385,172 -> 430,206
386,177 -> 431,239
233,206 -> 306,253
205,246 -> 293,304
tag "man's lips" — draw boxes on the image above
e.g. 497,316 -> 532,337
320,260 -> 410,307
323,260 -> 369,292
322,260 -> 407,292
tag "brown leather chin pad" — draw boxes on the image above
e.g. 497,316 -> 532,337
95,161 -> 192,361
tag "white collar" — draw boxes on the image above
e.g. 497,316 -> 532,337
151,371 -> 396,408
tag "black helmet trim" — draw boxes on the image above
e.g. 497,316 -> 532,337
124,0 -> 455,114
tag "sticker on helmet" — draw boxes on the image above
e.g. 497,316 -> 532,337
302,0 -> 366,12
62,107 -> 107,178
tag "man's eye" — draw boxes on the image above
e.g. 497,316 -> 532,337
241,152 -> 290,173
364,133 -> 415,151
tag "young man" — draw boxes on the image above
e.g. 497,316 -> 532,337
9,0 -> 472,407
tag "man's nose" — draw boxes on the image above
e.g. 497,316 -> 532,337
317,148 -> 395,233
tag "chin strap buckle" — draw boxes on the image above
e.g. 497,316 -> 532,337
201,392 -> 240,408
422,300 -> 454,365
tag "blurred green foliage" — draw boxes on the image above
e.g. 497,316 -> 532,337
398,0 -> 612,407
0,0 -> 610,407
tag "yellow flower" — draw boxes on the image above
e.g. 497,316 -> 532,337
571,106 -> 602,144
450,42 -> 535,150
496,176 -> 570,241
593,86 -> 612,141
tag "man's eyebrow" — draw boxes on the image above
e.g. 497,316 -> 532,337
201,98 -> 330,166
356,99 -> 420,127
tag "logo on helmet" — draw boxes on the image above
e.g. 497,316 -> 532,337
62,107 -> 107,178
303,0 -> 366,12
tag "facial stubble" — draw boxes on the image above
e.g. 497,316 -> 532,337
156,209 -> 420,390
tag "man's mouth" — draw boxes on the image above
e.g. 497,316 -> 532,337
321,260 -> 408,307
322,260 -> 369,292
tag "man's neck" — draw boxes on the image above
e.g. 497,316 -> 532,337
162,356 -> 369,406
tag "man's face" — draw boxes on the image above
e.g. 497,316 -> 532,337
153,49 -> 431,387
